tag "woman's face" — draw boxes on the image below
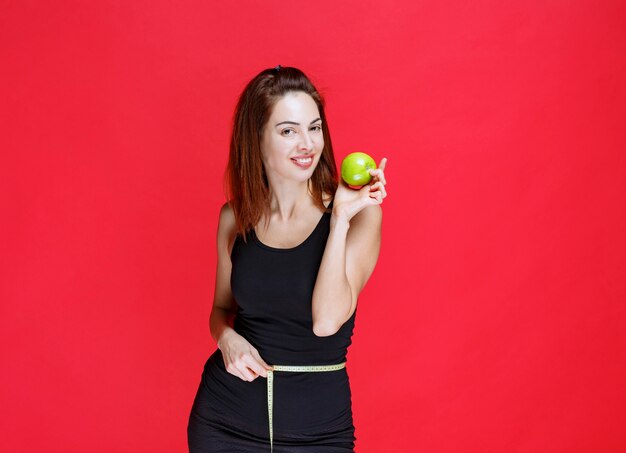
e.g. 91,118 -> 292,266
260,91 -> 324,184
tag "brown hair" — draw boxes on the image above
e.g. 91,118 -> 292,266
224,66 -> 338,243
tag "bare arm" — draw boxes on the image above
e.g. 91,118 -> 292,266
209,203 -> 238,344
312,204 -> 382,336
312,158 -> 388,336
210,202 -> 272,380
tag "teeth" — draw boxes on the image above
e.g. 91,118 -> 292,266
293,157 -> 312,163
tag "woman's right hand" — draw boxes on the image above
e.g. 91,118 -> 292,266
217,329 -> 272,381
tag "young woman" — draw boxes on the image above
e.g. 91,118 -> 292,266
188,65 -> 388,452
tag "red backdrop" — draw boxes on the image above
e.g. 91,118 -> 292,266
1,1 -> 625,452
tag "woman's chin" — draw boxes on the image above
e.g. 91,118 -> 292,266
289,165 -> 318,181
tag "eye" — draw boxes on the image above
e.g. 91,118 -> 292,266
281,128 -> 296,136
311,125 -> 322,132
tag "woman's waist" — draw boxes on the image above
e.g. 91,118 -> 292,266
202,351 -> 353,433
206,348 -> 349,377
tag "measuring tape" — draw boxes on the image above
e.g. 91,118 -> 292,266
266,362 -> 347,452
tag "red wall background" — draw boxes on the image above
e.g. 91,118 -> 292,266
1,1 -> 625,452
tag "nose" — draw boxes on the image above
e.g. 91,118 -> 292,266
299,131 -> 314,152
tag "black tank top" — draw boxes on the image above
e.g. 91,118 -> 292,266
197,198 -> 356,442
230,198 -> 357,366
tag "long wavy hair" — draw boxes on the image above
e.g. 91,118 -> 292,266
224,66 -> 339,243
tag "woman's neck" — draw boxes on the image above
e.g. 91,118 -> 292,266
266,180 -> 314,223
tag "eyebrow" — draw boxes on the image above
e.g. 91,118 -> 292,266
275,117 -> 322,127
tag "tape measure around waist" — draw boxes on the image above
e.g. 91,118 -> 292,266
266,362 -> 346,453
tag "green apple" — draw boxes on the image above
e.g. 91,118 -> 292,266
341,152 -> 377,187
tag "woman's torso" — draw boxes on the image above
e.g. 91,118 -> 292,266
201,197 -> 357,438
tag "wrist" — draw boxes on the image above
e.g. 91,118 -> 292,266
216,326 -> 235,349
330,211 -> 351,230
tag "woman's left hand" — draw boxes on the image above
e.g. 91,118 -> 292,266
332,157 -> 388,224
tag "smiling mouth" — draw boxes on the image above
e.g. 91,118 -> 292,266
291,156 -> 314,168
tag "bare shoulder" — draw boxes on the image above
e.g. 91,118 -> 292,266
218,201 -> 238,256
219,201 -> 236,225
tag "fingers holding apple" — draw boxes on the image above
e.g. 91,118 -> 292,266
367,183 -> 384,204
333,154 -> 388,222
368,181 -> 387,202
369,157 -> 387,203
368,158 -> 387,186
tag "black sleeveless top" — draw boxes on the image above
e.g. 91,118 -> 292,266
230,198 -> 356,366
197,198 -> 357,443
